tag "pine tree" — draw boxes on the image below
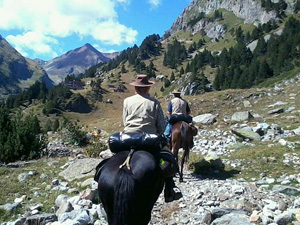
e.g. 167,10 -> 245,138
213,67 -> 222,90
170,72 -> 175,82
121,64 -> 126,73
53,118 -> 60,131
180,67 -> 184,75
253,37 -> 267,56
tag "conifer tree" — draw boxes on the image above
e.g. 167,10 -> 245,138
180,67 -> 184,75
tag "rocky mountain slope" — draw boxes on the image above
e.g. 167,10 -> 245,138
0,35 -> 54,99
163,0 -> 297,39
43,44 -> 111,85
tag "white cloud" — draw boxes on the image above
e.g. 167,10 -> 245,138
6,31 -> 58,58
148,0 -> 162,7
0,0 -> 137,58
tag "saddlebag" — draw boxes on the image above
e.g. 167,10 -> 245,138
159,150 -> 179,178
168,115 -> 193,124
108,132 -> 165,153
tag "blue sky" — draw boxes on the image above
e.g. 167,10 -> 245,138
0,0 -> 192,61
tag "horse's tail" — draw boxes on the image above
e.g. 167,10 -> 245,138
113,167 -> 135,225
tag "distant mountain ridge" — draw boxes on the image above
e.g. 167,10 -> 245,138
0,35 -> 54,99
43,43 -> 112,84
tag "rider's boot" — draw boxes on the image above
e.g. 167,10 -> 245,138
164,177 -> 182,203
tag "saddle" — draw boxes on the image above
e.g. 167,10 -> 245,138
94,133 -> 178,182
168,115 -> 193,124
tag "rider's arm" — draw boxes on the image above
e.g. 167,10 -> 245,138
122,100 -> 128,127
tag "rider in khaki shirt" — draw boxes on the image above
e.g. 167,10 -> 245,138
123,92 -> 165,134
123,74 -> 181,202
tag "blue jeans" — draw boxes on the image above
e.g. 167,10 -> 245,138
164,123 -> 172,137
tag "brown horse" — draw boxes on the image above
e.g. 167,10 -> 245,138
171,121 -> 198,182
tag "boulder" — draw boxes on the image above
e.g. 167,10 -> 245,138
231,111 -> 254,122
193,113 -> 218,125
56,202 -> 74,216
197,153 -> 225,171
24,213 -> 57,225
0,203 -> 20,211
58,209 -> 91,224
268,108 -> 284,115
211,213 -> 252,225
231,129 -> 261,141
59,158 -> 101,181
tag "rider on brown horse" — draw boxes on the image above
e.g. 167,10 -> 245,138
123,74 -> 181,202
164,89 -> 192,143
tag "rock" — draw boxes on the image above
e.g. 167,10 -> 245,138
52,178 -> 59,186
268,101 -> 288,108
17,173 -> 29,183
58,209 -> 91,224
67,196 -> 81,206
193,113 -> 218,125
14,195 -> 26,204
56,202 -> 74,216
231,129 -> 261,141
211,213 -> 252,225
99,150 -> 113,159
272,185 -> 300,195
243,100 -> 252,108
55,194 -> 69,208
24,213 -> 57,225
81,178 -> 95,188
80,188 -> 96,201
40,173 -> 48,179
278,139 -> 287,146
293,127 -> 300,135
268,108 -> 284,115
250,210 -> 261,223
59,158 -> 101,181
200,153 -> 225,170
0,203 -> 20,211
106,99 -> 113,104
231,111 -> 254,122
274,211 -> 293,225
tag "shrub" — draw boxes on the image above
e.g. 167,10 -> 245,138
60,117 -> 88,146
0,107 -> 46,163
84,141 -> 108,158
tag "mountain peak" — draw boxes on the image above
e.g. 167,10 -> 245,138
43,43 -> 111,84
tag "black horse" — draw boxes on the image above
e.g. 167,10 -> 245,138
97,150 -> 165,225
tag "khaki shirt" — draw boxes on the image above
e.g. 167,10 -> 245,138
170,97 -> 189,116
123,94 -> 166,134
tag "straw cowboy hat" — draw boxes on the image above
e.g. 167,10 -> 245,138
172,89 -> 181,94
129,74 -> 155,87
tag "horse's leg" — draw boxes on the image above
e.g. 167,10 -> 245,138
179,147 -> 188,182
172,136 -> 181,163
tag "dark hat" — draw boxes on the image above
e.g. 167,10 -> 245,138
129,74 -> 155,87
172,89 -> 181,94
